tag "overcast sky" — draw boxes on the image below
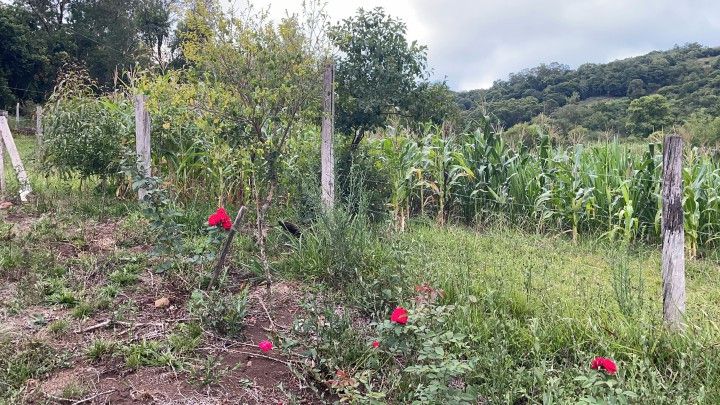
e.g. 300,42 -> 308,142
233,0 -> 720,90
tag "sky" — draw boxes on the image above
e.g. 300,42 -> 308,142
230,0 -> 720,90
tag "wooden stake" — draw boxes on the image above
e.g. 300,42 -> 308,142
321,62 -> 335,210
134,95 -> 151,201
210,206 -> 247,288
36,105 -> 43,145
0,117 -> 32,201
661,135 -> 685,330
15,103 -> 19,124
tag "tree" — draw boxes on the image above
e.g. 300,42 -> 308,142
69,0 -> 148,87
626,94 -> 671,137
407,81 -> 459,127
329,7 -> 427,145
136,0 -> 174,67
0,4 -> 51,107
626,78 -> 646,99
181,1 -> 321,284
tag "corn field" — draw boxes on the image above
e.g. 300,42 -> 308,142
369,122 -> 720,253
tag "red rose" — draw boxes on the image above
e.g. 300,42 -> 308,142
258,340 -> 273,353
208,207 -> 232,230
372,340 -> 380,348
590,357 -> 617,375
390,306 -> 408,325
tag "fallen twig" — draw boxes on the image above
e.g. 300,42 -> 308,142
72,390 -> 116,405
256,294 -> 277,331
76,319 -> 111,333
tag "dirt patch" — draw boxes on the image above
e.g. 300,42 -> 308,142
9,281 -> 323,404
1,211 -> 326,404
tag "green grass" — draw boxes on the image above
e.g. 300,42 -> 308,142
403,224 -> 720,326
397,223 -> 720,402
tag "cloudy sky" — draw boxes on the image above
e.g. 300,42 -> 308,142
235,0 -> 720,90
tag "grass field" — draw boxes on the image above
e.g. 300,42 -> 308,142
3,135 -> 720,403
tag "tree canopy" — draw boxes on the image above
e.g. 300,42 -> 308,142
329,7 -> 429,143
457,43 -> 720,137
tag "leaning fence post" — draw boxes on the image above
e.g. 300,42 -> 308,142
134,95 -> 151,201
35,106 -> 43,145
0,116 -> 32,201
321,62 -> 335,210
661,135 -> 685,330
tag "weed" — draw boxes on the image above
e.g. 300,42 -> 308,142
187,288 -> 248,337
190,355 -> 228,387
168,323 -> 203,355
610,255 -> 645,318
122,340 -> 180,370
47,320 -> 70,334
0,339 -> 68,400
71,301 -> 94,319
61,381 -> 89,400
87,339 -> 117,362
108,262 -> 142,286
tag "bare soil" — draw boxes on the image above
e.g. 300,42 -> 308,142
0,208 -> 326,404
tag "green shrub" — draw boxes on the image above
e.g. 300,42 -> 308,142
86,339 -> 117,362
43,71 -> 134,179
187,288 -> 248,337
282,208 -> 407,314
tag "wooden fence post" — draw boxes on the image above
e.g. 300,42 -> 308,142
0,116 -> 32,201
15,103 -> 19,125
134,95 -> 151,201
321,62 -> 335,210
0,134 -> 5,198
662,135 -> 685,330
36,105 -> 43,145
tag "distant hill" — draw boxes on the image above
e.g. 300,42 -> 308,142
456,43 -> 720,139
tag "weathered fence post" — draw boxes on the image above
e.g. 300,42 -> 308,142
134,95 -> 151,201
321,62 -> 335,210
0,111 -> 5,198
15,103 -> 20,125
36,105 -> 43,145
0,116 -> 32,201
662,135 -> 685,330
0,134 -> 5,198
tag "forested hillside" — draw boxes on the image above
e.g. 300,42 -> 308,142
457,44 -> 720,143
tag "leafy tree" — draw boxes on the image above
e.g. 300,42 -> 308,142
626,78 -> 646,99
457,43 -> 720,138
69,0 -> 148,86
136,0 -> 175,66
407,81 -> 459,127
181,1 -> 321,282
0,4 -> 51,107
329,7 -> 427,145
626,94 -> 671,137
683,112 -> 720,146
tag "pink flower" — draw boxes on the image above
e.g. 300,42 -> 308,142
258,340 -> 273,353
372,340 -> 380,348
591,357 -> 617,375
390,307 -> 408,325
